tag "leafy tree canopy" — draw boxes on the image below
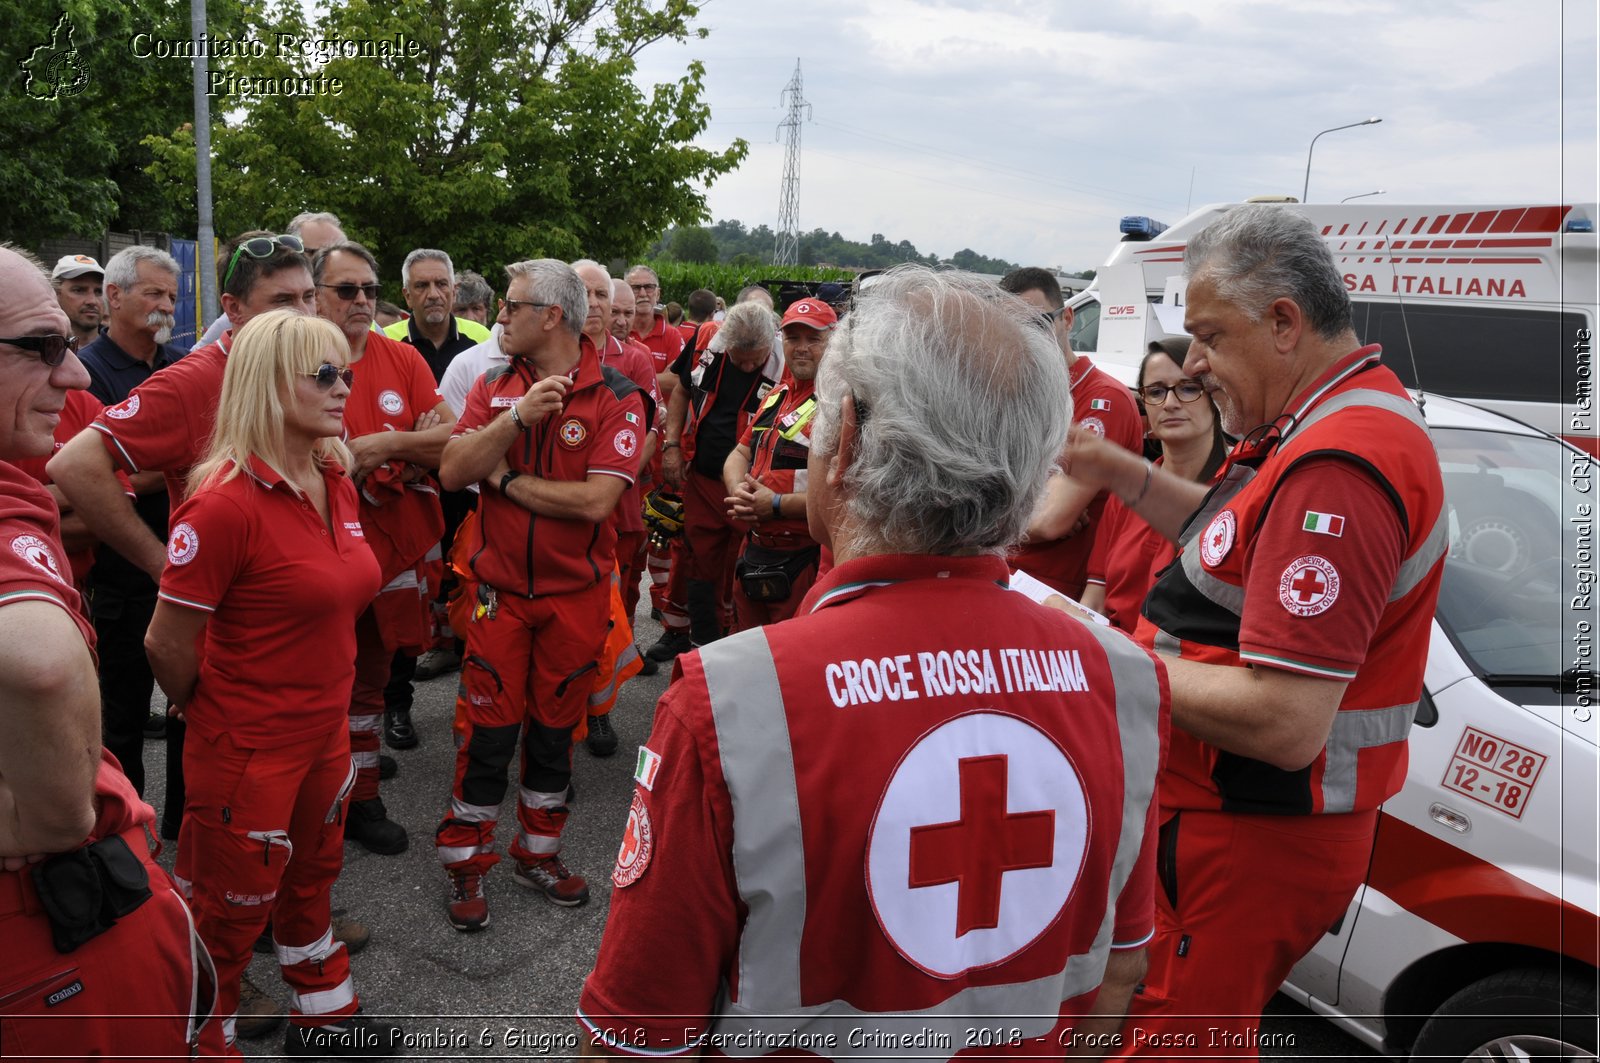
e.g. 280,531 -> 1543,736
651,219 -> 1025,274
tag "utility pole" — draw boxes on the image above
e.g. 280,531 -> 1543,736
773,60 -> 810,267
190,0 -> 217,326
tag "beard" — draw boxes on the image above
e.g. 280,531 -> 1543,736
146,310 -> 176,345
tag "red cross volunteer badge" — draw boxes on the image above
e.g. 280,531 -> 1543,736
612,791 -> 654,888
11,535 -> 66,584
1280,555 -> 1340,616
167,522 -> 199,566
1200,509 -> 1236,567
559,418 -> 587,449
866,711 -> 1089,978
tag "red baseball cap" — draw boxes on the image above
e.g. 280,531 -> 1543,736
780,299 -> 838,331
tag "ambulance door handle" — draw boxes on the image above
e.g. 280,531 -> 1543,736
1428,802 -> 1471,834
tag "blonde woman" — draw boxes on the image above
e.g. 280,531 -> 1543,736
145,310 -> 396,1057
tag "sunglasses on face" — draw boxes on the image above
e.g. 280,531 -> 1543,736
1,334 -> 77,367
1037,307 -> 1065,328
1137,381 -> 1207,405
223,234 -> 305,289
304,363 -> 354,390
318,282 -> 382,302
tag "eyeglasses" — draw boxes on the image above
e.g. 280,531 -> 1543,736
0,334 -> 77,367
317,282 -> 382,302
1036,307 -> 1065,328
304,363 -> 354,390
222,234 -> 305,289
1137,380 -> 1208,405
629,283 -> 659,293
502,297 -> 553,315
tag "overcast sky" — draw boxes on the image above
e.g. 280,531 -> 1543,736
629,0 -> 1598,271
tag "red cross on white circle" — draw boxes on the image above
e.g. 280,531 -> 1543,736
1278,555 -> 1340,616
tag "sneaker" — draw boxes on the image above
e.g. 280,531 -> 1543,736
283,1008 -> 402,1058
413,646 -> 462,681
513,853 -> 590,907
377,754 -> 398,780
446,870 -> 490,932
644,629 -> 691,663
254,914 -> 371,956
143,711 -> 167,739
384,707 -> 418,750
344,797 -> 409,855
235,973 -> 285,1039
585,713 -> 618,757
636,651 -> 660,677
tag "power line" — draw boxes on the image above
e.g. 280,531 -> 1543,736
773,59 -> 810,267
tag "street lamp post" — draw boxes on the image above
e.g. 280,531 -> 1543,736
1303,117 -> 1382,203
1341,190 -> 1386,203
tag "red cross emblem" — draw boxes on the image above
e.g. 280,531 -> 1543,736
1278,555 -> 1340,616
1200,510 -> 1236,566
908,755 -> 1055,937
612,792 -> 653,888
167,521 -> 199,566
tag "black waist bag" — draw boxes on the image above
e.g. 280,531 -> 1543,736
31,832 -> 153,953
736,543 -> 820,603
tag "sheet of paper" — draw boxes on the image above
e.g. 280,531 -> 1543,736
1007,568 -> 1112,626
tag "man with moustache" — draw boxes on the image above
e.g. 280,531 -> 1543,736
315,241 -> 454,853
74,245 -> 187,797
51,254 -> 105,349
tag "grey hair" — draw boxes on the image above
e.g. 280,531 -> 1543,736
287,211 -> 342,235
570,258 -> 605,275
311,240 -> 379,284
505,258 -> 586,339
104,245 -> 179,293
709,300 -> 776,355
1185,206 -> 1352,340
624,264 -> 658,285
402,248 -> 454,288
454,270 -> 492,308
811,265 -> 1072,558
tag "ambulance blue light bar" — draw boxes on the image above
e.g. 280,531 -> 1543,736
1119,216 -> 1168,240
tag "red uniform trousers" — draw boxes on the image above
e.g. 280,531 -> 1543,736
677,469 -> 741,638
436,581 -> 609,875
0,827 -> 224,1060
1117,807 -> 1377,1059
615,528 -> 647,627
182,727 -> 359,1047
350,607 -> 390,802
657,537 -> 690,633
644,533 -> 672,617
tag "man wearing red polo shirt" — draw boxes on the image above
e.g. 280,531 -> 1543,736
315,241 -> 455,853
435,259 -> 646,932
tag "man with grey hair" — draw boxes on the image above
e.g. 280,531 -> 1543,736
578,265 -> 1165,1057
51,254 -> 105,349
434,259 -> 647,931
73,244 -> 185,797
198,211 -> 346,345
648,300 -> 783,659
454,270 -> 494,326
384,248 -> 491,381
624,264 -> 682,397
1065,205 -> 1446,1052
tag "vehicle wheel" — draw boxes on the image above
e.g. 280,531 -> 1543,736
1411,968 -> 1598,1062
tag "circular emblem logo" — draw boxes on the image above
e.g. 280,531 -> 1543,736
378,389 -> 404,416
167,522 -> 200,566
1080,416 -> 1105,438
559,419 -> 587,449
866,711 -> 1089,979
613,428 -> 637,458
1279,554 -> 1340,616
612,792 -> 654,888
1199,509 -> 1237,567
105,394 -> 140,420
11,535 -> 65,584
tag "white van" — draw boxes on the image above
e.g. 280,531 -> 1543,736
1067,202 -> 1599,455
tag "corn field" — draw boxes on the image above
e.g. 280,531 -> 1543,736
639,261 -> 856,307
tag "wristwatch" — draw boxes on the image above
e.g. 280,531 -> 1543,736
499,470 -> 522,495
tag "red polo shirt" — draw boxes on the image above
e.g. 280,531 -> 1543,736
601,335 -> 661,538
632,312 -> 683,375
90,334 -> 230,510
157,457 -> 381,748
13,388 -> 117,584
453,339 -> 645,597
0,461 -> 94,649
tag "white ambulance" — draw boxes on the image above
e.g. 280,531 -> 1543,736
1070,203 -> 1599,1059
1067,201 -> 1598,455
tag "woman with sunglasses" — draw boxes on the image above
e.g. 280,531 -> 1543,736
1082,338 -> 1230,632
144,310 -> 398,1056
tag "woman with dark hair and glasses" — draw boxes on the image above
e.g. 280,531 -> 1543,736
1082,337 -> 1231,631
144,310 -> 399,1056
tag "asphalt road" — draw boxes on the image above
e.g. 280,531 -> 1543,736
141,606 -> 1379,1063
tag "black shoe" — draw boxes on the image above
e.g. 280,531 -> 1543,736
284,1009 -> 403,1058
636,651 -> 660,677
378,754 -> 398,780
645,630 -> 691,662
345,797 -> 409,855
585,713 -> 618,757
384,707 -> 418,750
143,712 -> 167,739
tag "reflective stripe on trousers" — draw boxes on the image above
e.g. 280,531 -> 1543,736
698,624 -> 1163,1058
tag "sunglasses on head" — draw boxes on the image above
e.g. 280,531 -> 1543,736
317,282 -> 382,302
1,334 -> 77,367
223,234 -> 305,289
304,363 -> 354,390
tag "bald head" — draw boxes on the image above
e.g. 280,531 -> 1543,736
572,261 -> 612,345
610,278 -> 636,342
0,245 -> 89,458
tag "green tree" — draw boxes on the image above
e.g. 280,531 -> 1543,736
142,0 -> 745,279
669,225 -> 718,264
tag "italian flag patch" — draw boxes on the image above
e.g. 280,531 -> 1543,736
634,745 -> 663,791
1089,398 -> 1112,411
625,411 -> 640,425
1302,510 -> 1345,537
